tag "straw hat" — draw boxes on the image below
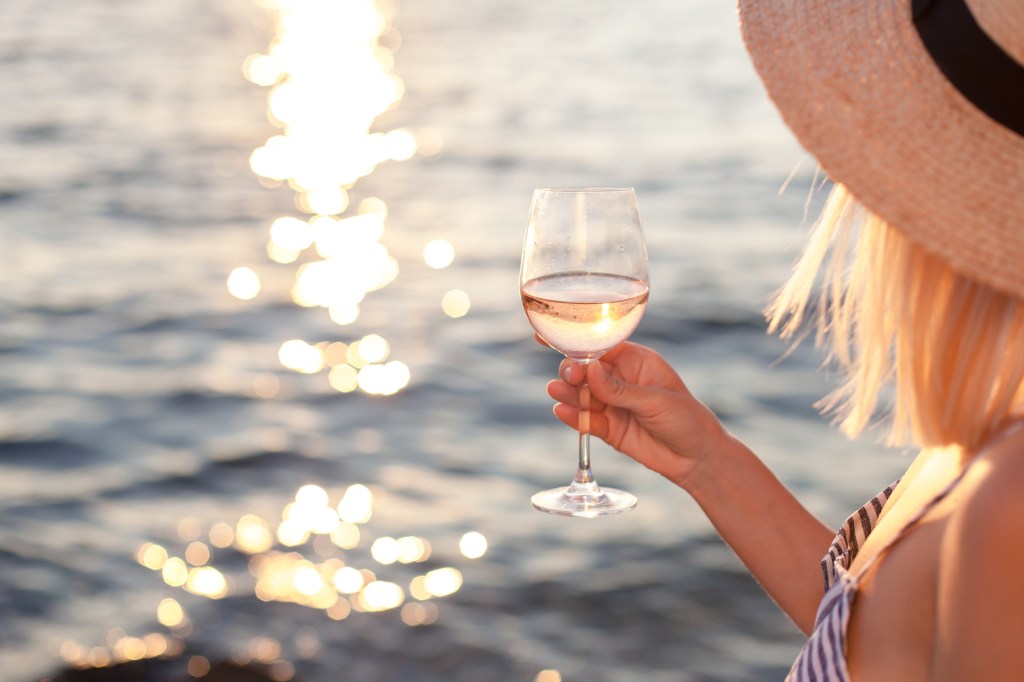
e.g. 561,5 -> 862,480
738,0 -> 1024,298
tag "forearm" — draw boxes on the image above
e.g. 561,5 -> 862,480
683,432 -> 832,633
555,348 -> 833,629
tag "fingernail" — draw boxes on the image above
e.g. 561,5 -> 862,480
562,365 -> 572,382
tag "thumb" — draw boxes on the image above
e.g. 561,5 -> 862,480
586,360 -> 646,411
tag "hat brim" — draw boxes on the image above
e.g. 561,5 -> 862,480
739,0 -> 1024,297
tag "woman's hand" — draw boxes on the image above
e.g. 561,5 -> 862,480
544,337 -> 834,630
546,340 -> 726,490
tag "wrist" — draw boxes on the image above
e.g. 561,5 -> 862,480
675,422 -> 740,498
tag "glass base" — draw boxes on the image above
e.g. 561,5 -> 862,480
531,484 -> 637,518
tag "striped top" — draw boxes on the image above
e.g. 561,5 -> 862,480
786,470 -> 979,680
787,422 -> 1024,679
785,481 -> 901,681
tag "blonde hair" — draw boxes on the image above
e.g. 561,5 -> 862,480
767,183 -> 1024,451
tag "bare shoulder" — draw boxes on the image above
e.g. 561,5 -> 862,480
957,435 -> 1024,534
933,438 -> 1024,679
948,438 -> 1024,569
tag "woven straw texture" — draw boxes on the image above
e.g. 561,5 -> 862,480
738,0 -> 1024,298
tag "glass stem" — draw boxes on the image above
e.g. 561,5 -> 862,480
572,361 -> 599,492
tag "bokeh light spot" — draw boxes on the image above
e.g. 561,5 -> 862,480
185,541 -> 211,566
422,567 -> 463,597
270,660 -> 296,682
113,636 -> 147,662
358,580 -> 404,612
333,566 -> 365,594
186,566 -> 228,599
442,289 -> 471,318
459,531 -> 488,559
326,599 -> 352,621
357,334 -> 389,363
358,197 -> 388,218
384,128 -> 417,160
370,537 -> 400,565
137,543 -> 168,570
423,239 -> 455,269
268,241 -> 301,264
156,598 -> 185,628
295,484 -> 329,507
397,536 -> 430,563
227,267 -> 261,300
330,522 -> 360,549
337,484 -> 373,524
292,563 -> 325,596
353,360 -> 410,396
269,216 -> 314,252
323,342 -> 349,366
302,187 -> 349,216
162,558 -> 189,587
277,519 -> 311,547
243,53 -> 283,86
235,514 -> 274,554
187,656 -> 212,678
328,365 -> 359,393
400,601 -> 439,626
329,303 -> 360,326
209,522 -> 235,549
278,339 -> 325,374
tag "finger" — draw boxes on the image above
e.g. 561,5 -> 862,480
553,403 -> 611,440
587,359 -> 649,410
552,403 -> 579,429
600,343 -> 687,392
558,358 -> 586,385
546,379 -> 609,412
546,379 -> 579,407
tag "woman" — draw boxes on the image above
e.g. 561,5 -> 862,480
545,0 -> 1024,679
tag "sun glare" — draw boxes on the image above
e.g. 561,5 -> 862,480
229,0 -> 453,397
56,2 -> 489,673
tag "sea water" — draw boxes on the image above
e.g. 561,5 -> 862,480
0,0 -> 906,679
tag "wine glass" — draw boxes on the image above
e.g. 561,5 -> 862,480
520,187 -> 650,517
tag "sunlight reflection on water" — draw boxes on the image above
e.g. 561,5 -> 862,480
60,482 -> 487,674
52,1 -> 494,677
0,0 -> 863,677
230,0 -> 450,399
